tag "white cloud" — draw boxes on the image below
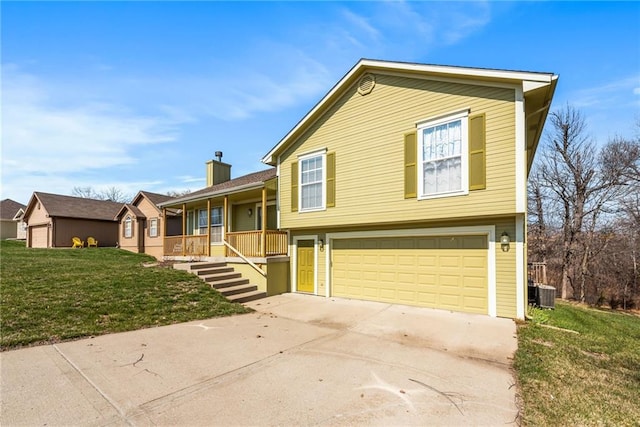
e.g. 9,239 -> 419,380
177,176 -> 205,184
571,75 -> 640,109
324,2 -> 492,61
147,48 -> 332,122
340,8 -> 382,43
0,66 -> 187,201
1,66 -> 180,176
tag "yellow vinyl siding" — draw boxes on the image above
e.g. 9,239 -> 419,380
279,74 -> 516,230
494,217 -> 517,318
232,202 -> 256,231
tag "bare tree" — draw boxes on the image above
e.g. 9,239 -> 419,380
100,186 -> 129,203
527,170 -> 550,263
71,186 -> 97,199
166,189 -> 192,198
71,186 -> 130,203
537,106 -> 637,300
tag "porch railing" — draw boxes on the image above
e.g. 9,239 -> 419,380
528,261 -> 547,285
164,231 -> 288,257
164,235 -> 208,256
225,230 -> 288,257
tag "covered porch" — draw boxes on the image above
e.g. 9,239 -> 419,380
160,173 -> 288,259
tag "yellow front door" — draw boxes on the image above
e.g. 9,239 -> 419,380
297,240 -> 315,293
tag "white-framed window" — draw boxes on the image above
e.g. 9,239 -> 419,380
418,111 -> 469,198
149,218 -> 158,238
198,209 -> 208,232
124,216 -> 132,238
210,207 -> 223,243
299,152 -> 326,211
198,207 -> 224,243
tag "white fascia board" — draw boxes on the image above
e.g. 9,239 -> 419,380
360,59 -> 557,84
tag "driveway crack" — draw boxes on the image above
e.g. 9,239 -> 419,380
53,344 -> 134,426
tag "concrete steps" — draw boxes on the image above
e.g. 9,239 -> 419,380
175,261 -> 266,304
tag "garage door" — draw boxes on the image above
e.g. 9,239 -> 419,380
331,235 -> 488,314
30,225 -> 48,248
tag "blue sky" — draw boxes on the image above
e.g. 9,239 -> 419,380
2,1 -> 639,204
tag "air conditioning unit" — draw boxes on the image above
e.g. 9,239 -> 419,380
536,285 -> 556,309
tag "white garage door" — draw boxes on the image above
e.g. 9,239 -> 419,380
30,225 -> 48,248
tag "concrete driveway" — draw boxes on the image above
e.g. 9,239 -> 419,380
1,294 -> 518,426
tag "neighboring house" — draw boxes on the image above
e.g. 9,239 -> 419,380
0,199 -> 27,240
115,191 -> 182,259
14,207 -> 27,240
23,192 -> 122,248
164,59 -> 558,319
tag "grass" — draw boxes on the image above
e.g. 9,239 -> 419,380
0,240 -> 250,350
515,301 -> 640,426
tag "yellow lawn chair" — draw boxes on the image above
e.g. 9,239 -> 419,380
72,237 -> 84,248
87,237 -> 98,247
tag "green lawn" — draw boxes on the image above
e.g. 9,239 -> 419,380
515,301 -> 640,426
0,240 -> 250,350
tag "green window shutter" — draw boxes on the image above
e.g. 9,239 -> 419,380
326,152 -> 336,207
291,161 -> 298,212
469,113 -> 486,191
404,131 -> 417,198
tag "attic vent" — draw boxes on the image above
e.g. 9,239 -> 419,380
357,74 -> 376,96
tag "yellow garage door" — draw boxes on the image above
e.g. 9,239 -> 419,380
331,235 -> 488,314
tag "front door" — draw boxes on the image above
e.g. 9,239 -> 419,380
297,240 -> 315,293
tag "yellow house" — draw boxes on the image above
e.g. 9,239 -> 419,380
261,59 -> 558,319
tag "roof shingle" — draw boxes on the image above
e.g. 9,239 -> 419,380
161,168 -> 276,205
31,192 -> 122,221
0,199 -> 26,220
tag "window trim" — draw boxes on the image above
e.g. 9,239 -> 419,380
149,218 -> 158,238
297,149 -> 327,212
417,110 -> 469,200
124,215 -> 133,238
